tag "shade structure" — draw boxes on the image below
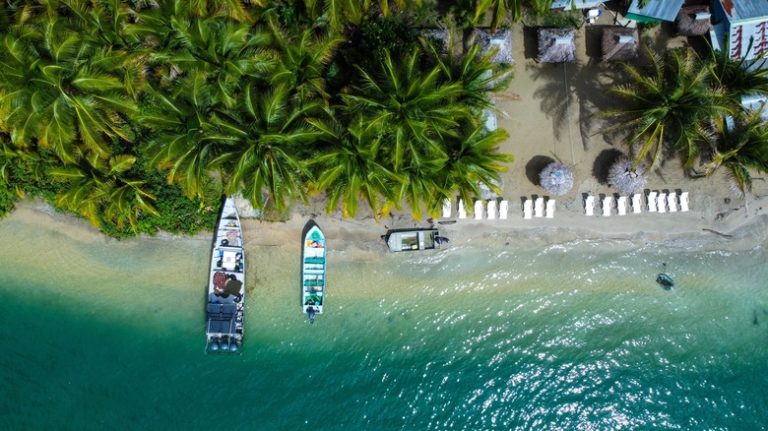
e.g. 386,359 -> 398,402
676,6 -> 712,36
537,28 -> 576,63
539,162 -> 574,196
608,158 -> 647,194
601,27 -> 639,61
471,29 -> 513,64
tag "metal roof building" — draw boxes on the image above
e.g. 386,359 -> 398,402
625,0 -> 684,23
711,0 -> 768,61
550,0 -> 606,9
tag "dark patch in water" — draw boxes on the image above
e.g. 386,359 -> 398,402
754,310 -> 759,326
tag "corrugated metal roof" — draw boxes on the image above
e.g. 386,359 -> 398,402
551,0 -> 606,9
717,0 -> 768,21
627,0 -> 684,22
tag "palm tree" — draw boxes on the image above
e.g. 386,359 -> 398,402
212,84 -> 322,212
706,45 -> 768,108
342,48 -> 470,171
268,19 -> 343,103
440,124 -> 511,209
139,79 -> 228,199
0,13 -> 139,163
307,116 -> 402,218
699,112 -> 768,193
49,154 -> 159,231
602,48 -> 732,169
301,0 -> 373,30
472,0 -> 523,32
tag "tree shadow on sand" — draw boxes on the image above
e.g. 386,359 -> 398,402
593,148 -> 624,185
525,155 -> 556,186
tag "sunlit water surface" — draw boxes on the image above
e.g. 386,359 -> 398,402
0,212 -> 766,430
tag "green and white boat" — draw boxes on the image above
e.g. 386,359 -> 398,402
301,220 -> 326,323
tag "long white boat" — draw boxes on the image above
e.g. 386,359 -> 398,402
384,228 -> 445,252
301,220 -> 326,323
205,197 -> 245,353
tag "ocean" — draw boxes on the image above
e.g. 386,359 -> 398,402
0,210 -> 767,430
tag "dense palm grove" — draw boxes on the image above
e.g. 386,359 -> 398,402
0,0 -> 516,236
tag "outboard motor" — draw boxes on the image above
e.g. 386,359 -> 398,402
229,341 -> 238,352
209,338 -> 220,351
306,306 -> 317,324
435,236 -> 449,245
220,337 -> 229,351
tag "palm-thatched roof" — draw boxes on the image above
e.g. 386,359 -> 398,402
676,6 -> 712,36
608,158 -> 647,194
421,28 -> 451,54
537,28 -> 576,63
601,27 -> 639,61
470,29 -> 514,64
539,162 -> 574,196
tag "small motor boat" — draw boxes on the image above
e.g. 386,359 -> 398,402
656,273 -> 674,290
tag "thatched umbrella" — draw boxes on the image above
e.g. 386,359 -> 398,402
601,27 -> 639,61
537,28 -> 576,63
676,6 -> 712,37
470,29 -> 514,64
539,162 -> 574,196
608,157 -> 647,194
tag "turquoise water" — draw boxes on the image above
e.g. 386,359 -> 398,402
1,212 -> 767,430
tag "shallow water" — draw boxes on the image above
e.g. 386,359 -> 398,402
0,212 -> 767,430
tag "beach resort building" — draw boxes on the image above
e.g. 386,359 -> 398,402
601,27 -> 640,61
537,28 -> 577,63
710,0 -> 768,61
625,0 -> 684,23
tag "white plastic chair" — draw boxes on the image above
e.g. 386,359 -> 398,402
487,200 -> 497,220
474,200 -> 484,220
585,195 -> 595,216
617,196 -> 627,216
680,192 -> 689,212
441,198 -> 451,218
523,199 -> 533,219
647,191 -> 658,212
668,192 -> 678,212
546,199 -> 555,218
632,193 -> 642,214
602,196 -> 613,217
657,192 -> 667,213
499,200 -> 509,219
458,199 -> 467,219
534,197 -> 545,218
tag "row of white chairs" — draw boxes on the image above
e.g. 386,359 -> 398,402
584,191 -> 689,216
443,199 -> 510,220
523,196 -> 555,219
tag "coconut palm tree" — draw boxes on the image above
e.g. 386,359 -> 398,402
0,13 -> 139,163
699,112 -> 768,193
602,48 -> 732,169
49,154 -> 159,231
301,0 -> 373,30
342,48 -> 470,171
212,84 -> 322,212
706,45 -> 768,109
441,124 -> 511,207
306,116 -> 402,218
267,19 -> 343,103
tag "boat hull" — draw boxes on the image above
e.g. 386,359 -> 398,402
384,228 -> 441,252
301,220 -> 326,319
205,197 -> 245,353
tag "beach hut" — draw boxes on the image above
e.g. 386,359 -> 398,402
625,0 -> 684,23
711,0 -> 768,61
550,0 -> 606,9
601,27 -> 639,61
537,28 -> 576,63
470,29 -> 513,64
676,5 -> 712,36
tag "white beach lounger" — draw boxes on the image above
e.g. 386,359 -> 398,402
647,191 -> 658,213
632,193 -> 642,214
458,199 -> 467,219
585,195 -> 595,216
603,196 -> 613,217
499,200 -> 509,219
680,192 -> 689,212
546,199 -> 555,218
523,199 -> 533,219
668,192 -> 678,212
657,192 -> 667,213
617,196 -> 627,216
442,198 -> 451,218
534,197 -> 545,218
487,200 -> 497,220
474,200 -> 484,220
